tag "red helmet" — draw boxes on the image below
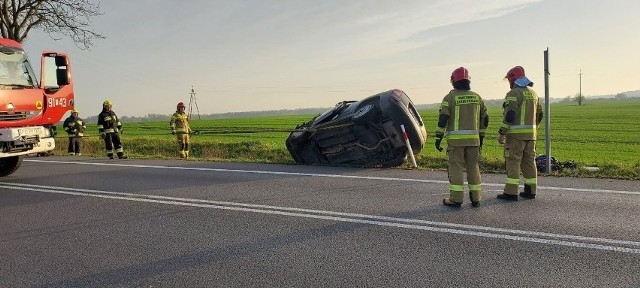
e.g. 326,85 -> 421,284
450,67 -> 470,82
177,102 -> 186,109
505,66 -> 525,82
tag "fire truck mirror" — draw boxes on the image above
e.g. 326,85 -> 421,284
56,68 -> 70,86
55,55 -> 68,67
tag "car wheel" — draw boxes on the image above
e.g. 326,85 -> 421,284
288,130 -> 310,145
286,139 -> 305,164
381,149 -> 407,168
352,104 -> 378,124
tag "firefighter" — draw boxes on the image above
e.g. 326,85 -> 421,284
62,109 -> 86,155
97,100 -> 128,159
170,102 -> 192,158
497,66 -> 543,200
436,67 -> 489,207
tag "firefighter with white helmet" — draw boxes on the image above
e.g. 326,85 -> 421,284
497,66 -> 543,200
63,109 -> 86,155
97,100 -> 128,159
170,102 -> 192,158
436,67 -> 489,207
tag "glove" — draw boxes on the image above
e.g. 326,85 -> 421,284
100,133 -> 106,140
434,133 -> 444,152
171,130 -> 176,135
119,128 -> 123,134
497,133 -> 506,145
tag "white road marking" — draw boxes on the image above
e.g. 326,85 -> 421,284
25,159 -> 640,195
2,182 -> 640,255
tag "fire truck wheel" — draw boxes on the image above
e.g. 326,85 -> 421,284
0,156 -> 23,177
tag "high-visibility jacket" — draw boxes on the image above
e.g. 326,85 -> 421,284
170,112 -> 191,134
437,90 -> 488,147
63,116 -> 86,137
97,109 -> 122,134
499,87 -> 543,140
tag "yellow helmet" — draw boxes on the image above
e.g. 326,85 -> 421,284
71,109 -> 79,114
103,100 -> 112,106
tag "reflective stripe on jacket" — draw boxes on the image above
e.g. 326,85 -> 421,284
437,90 -> 488,147
97,109 -> 122,134
170,112 -> 191,134
63,116 -> 86,137
501,87 -> 542,140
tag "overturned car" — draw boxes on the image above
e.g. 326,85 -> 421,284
285,89 -> 427,168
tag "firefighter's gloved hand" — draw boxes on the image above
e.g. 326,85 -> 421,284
171,130 -> 176,135
100,133 -> 106,140
434,133 -> 444,152
497,133 -> 506,144
119,128 -> 123,134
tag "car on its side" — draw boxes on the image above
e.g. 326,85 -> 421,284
285,89 -> 427,168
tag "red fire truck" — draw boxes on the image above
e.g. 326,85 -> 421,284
0,38 -> 75,176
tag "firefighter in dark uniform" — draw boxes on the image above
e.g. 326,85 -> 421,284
170,102 -> 192,158
497,66 -> 543,200
97,100 -> 128,159
436,67 -> 489,207
63,109 -> 86,155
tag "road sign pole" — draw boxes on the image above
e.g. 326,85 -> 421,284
544,48 -> 551,174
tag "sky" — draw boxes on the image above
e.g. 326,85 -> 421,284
21,0 -> 640,117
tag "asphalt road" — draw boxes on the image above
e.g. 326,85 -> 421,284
1,156 -> 639,287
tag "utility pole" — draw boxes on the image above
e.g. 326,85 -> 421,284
188,86 -> 201,120
578,69 -> 582,105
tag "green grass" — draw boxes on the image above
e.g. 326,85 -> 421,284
52,99 -> 640,179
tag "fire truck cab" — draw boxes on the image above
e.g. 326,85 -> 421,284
0,38 -> 75,176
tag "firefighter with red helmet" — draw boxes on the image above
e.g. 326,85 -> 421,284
97,100 -> 128,159
436,67 -> 489,207
170,102 -> 192,158
497,66 -> 543,200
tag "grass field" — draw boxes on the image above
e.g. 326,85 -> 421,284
52,99 -> 640,179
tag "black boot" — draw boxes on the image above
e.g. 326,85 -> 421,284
519,185 -> 536,199
117,152 -> 128,159
497,193 -> 518,201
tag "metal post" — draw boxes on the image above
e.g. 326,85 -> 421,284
544,49 -> 551,174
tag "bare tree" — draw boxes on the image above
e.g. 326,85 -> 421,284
0,0 -> 103,49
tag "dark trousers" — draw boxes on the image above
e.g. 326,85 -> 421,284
68,137 -> 82,154
103,133 -> 123,157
